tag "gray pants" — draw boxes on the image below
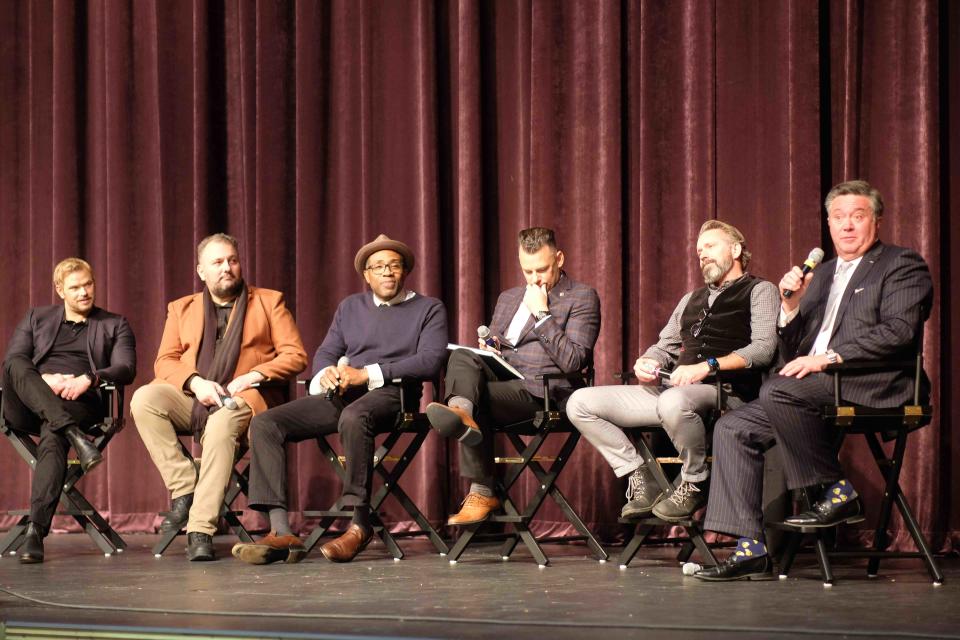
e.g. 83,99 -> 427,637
566,383 -> 740,483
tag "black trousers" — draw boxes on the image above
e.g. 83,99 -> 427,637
3,355 -> 102,529
444,349 -> 542,484
246,385 -> 409,512
703,373 -> 842,540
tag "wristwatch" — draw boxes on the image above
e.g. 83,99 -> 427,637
825,349 -> 841,365
706,357 -> 720,374
534,310 -> 549,321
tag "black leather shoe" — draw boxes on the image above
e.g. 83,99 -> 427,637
19,522 -> 46,564
160,493 -> 194,532
784,495 -> 864,528
186,532 -> 215,561
64,425 -> 103,473
693,554 -> 774,581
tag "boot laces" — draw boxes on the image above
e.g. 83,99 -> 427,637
668,481 -> 700,507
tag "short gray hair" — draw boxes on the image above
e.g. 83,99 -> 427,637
197,233 -> 240,263
824,180 -> 884,219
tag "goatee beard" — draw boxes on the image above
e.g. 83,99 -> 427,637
213,277 -> 244,300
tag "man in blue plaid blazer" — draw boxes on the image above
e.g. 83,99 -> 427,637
427,227 -> 601,525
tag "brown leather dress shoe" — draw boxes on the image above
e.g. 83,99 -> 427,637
320,524 -> 372,563
232,532 -> 307,565
426,403 -> 482,446
447,492 -> 500,526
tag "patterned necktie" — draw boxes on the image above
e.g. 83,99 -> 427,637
818,260 -> 853,335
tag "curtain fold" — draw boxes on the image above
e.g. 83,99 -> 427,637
1,0 -> 955,551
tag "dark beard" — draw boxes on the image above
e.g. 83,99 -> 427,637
212,277 -> 244,300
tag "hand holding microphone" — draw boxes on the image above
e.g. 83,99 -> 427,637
324,356 -> 351,400
477,325 -> 501,354
780,248 -> 824,310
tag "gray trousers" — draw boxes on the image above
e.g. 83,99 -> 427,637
566,383 -> 739,483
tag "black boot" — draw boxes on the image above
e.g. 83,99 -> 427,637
19,522 -> 46,564
64,425 -> 103,473
186,532 -> 215,561
160,493 -> 194,532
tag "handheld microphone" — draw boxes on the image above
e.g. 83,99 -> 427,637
783,248 -> 824,299
325,356 -> 350,400
220,395 -> 238,410
477,325 -> 498,348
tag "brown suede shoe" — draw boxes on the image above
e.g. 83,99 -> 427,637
319,524 -> 372,563
426,402 -> 482,445
231,532 -> 306,565
447,492 -> 501,526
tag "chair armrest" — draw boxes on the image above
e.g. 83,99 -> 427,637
824,360 -> 916,373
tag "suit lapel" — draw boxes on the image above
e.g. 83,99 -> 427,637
85,308 -> 103,369
831,242 -> 884,334
33,306 -> 65,363
184,293 -> 206,352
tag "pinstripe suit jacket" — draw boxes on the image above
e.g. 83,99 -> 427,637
489,272 -> 600,402
779,242 -> 933,407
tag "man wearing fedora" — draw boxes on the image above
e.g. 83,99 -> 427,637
232,234 -> 448,564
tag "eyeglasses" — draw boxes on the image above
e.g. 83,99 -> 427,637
691,307 -> 710,338
365,261 -> 404,276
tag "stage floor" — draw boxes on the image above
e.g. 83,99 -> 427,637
1,533 -> 957,640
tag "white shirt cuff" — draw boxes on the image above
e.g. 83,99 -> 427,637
365,364 -> 384,390
534,314 -> 551,328
778,306 -> 799,328
308,367 -> 335,396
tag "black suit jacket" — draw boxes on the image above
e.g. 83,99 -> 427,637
779,242 -> 932,407
4,305 -> 137,390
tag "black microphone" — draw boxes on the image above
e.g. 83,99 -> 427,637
325,356 -> 350,400
783,248 -> 825,299
477,325 -> 498,348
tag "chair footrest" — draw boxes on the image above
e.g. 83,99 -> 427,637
303,510 -> 353,518
487,514 -> 526,524
618,515 -> 698,526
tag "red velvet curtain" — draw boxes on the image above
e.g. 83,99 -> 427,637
1,0 -> 956,551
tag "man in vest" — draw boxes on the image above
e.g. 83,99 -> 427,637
566,221 -> 779,522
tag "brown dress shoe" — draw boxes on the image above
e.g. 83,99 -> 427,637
320,524 -> 372,563
426,402 -> 482,445
232,532 -> 306,565
447,492 -> 500,526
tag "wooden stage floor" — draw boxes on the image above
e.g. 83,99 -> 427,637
1,533 -> 958,639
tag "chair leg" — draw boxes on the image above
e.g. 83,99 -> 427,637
894,490 -> 945,584
777,531 -> 803,578
0,516 -> 29,555
813,531 -> 834,586
151,526 -> 181,556
619,524 -> 653,568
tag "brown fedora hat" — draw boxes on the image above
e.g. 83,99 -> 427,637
354,234 -> 416,274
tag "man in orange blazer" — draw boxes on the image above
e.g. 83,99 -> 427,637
131,233 -> 307,561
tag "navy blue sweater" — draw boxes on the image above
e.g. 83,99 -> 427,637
312,292 -> 448,382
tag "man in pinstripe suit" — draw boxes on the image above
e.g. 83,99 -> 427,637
695,180 -> 933,581
427,227 -> 601,525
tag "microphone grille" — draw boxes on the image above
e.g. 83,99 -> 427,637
808,247 -> 825,265
477,325 -> 491,339
337,355 -> 350,367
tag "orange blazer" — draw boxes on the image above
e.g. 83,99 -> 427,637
151,286 -> 307,414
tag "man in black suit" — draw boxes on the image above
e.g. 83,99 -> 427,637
694,180 -> 933,581
3,258 -> 136,563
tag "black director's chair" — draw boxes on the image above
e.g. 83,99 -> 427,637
614,370 -> 722,569
150,440 -> 254,557
302,377 -> 450,559
775,354 -> 943,586
151,380 -> 293,556
444,371 -> 609,567
1,383 -> 127,556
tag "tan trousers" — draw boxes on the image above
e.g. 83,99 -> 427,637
131,382 -> 252,535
